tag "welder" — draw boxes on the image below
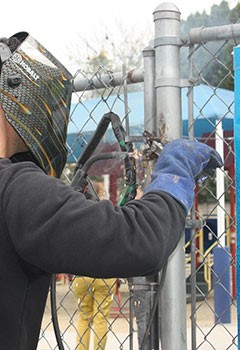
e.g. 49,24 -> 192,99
0,32 -> 222,349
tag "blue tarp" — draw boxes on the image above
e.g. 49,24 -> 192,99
67,84 -> 234,161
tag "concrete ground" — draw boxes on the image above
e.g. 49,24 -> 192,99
37,282 -> 238,350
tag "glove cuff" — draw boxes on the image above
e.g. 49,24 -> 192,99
145,173 -> 195,213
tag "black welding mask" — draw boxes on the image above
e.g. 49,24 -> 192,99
0,32 -> 73,177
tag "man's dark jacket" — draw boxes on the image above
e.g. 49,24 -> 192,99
0,158 -> 186,349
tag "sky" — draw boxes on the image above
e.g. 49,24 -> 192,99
1,0 -> 238,72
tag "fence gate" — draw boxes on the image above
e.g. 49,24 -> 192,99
37,2 -> 238,350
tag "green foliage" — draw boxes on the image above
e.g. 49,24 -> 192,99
69,1 -> 240,93
181,1 -> 231,33
230,3 -> 240,23
181,1 -> 240,90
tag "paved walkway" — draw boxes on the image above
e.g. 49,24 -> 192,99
37,283 -> 238,350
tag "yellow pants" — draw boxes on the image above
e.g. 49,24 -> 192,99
72,277 -> 116,350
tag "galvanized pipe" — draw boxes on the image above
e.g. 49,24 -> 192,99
188,44 -> 197,350
188,23 -> 240,44
143,45 -> 156,135
73,68 -> 144,92
153,3 -> 187,350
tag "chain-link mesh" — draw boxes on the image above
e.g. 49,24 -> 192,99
37,23 -> 238,350
185,37 -> 238,349
37,66 -> 143,350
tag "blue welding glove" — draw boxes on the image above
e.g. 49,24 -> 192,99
145,139 -> 223,212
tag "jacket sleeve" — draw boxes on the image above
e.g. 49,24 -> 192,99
3,165 -> 187,278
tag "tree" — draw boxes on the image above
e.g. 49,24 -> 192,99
230,2 -> 240,23
181,1 -> 231,33
68,20 -> 152,81
181,1 -> 239,90
69,1 -> 239,94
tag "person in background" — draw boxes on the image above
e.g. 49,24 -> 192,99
73,181 -> 117,350
73,277 -> 116,350
0,31 -> 223,350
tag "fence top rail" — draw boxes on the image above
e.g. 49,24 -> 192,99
73,68 -> 144,92
186,22 -> 240,45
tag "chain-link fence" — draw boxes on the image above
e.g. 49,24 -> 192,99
184,27 -> 238,350
37,3 -> 239,350
38,66 -> 145,350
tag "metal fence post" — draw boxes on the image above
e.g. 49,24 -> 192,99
142,44 -> 161,350
143,45 -> 156,134
153,3 -> 186,349
233,44 -> 240,343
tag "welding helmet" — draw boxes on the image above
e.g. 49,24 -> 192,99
0,32 -> 73,177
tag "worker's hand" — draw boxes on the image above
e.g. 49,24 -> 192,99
145,139 -> 223,212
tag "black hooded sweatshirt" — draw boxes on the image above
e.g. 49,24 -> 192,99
0,158 -> 186,349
